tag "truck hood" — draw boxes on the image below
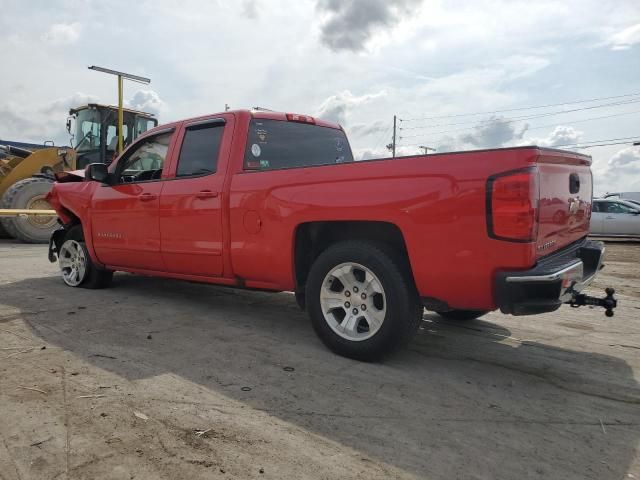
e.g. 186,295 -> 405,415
54,169 -> 85,183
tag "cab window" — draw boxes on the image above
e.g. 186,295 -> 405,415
176,123 -> 224,177
608,202 -> 639,214
116,132 -> 172,183
243,119 -> 353,171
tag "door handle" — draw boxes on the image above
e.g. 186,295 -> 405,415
195,190 -> 219,199
138,193 -> 157,202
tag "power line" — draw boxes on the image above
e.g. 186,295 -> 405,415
399,98 -> 640,131
370,123 -> 394,153
398,109 -> 640,141
400,135 -> 640,149
577,141 -> 640,149
551,136 -> 640,148
399,91 -> 640,122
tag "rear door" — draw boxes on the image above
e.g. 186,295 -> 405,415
536,150 -> 592,258
159,116 -> 232,276
91,129 -> 175,270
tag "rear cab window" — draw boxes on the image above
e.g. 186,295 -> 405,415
244,119 -> 353,171
176,120 -> 225,177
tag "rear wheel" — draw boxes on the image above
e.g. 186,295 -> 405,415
436,310 -> 488,321
306,241 -> 422,361
0,177 -> 57,243
58,226 -> 113,289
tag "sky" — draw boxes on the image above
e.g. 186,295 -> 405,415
0,0 -> 639,195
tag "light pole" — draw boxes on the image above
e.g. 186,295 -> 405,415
88,66 -> 151,155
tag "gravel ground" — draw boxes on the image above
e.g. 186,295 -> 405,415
0,239 -> 638,480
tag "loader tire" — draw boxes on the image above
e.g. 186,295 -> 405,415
0,222 -> 10,239
0,177 -> 57,243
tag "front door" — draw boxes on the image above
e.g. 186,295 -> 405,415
602,201 -> 640,235
159,118 -> 229,276
91,130 -> 174,270
590,202 -> 604,234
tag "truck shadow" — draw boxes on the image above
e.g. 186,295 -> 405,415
3,273 -> 639,480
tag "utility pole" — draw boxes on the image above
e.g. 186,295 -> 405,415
392,115 -> 397,158
387,116 -> 397,157
225,103 -> 230,111
88,66 -> 151,155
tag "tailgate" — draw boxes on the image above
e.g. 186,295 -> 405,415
536,149 -> 592,258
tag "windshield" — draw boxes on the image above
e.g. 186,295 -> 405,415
74,108 -> 101,152
135,116 -> 157,137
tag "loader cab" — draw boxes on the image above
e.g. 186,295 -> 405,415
68,104 -> 157,169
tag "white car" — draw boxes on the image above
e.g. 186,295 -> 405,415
590,199 -> 640,237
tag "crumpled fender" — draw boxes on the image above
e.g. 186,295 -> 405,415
54,169 -> 85,183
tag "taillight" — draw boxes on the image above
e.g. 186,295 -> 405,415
486,168 -> 539,242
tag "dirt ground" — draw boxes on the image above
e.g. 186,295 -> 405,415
0,239 -> 639,480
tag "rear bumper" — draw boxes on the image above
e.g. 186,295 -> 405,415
495,239 -> 605,315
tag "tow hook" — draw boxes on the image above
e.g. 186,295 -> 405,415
570,288 -> 617,317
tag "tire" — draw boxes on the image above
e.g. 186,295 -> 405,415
436,310 -> 488,321
0,223 -> 10,239
58,226 -> 113,289
306,241 -> 423,361
0,177 -> 57,243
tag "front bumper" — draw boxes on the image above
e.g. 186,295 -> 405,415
495,239 -> 605,315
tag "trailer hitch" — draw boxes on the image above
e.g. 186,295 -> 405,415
570,288 -> 617,317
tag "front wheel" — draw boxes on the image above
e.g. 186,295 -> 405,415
58,227 -> 113,289
306,241 -> 423,361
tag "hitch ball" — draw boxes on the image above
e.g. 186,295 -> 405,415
570,288 -> 617,317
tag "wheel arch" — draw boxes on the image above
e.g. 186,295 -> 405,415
293,220 -> 415,293
55,204 -> 106,269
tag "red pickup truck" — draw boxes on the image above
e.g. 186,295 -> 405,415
46,109 -> 615,360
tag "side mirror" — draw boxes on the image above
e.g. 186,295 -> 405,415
66,117 -> 72,133
85,163 -> 111,184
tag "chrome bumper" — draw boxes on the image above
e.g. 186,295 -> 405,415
496,240 -> 605,315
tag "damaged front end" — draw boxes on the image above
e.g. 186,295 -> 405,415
48,226 -> 67,263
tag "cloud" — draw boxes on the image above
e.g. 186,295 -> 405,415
0,92 -> 100,144
315,90 -> 386,125
242,0 -> 258,19
41,23 -> 81,45
608,23 -> 640,50
348,120 -> 388,138
607,147 -> 640,173
316,0 -> 422,52
459,116 -> 529,148
593,147 -> 640,194
127,90 -> 167,116
42,92 -> 100,114
523,125 -> 583,148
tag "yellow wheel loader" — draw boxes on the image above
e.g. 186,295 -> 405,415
0,104 -> 157,243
